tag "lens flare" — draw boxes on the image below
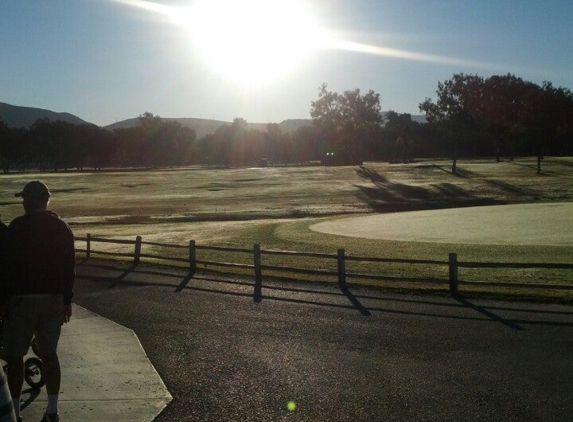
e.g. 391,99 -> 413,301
104,0 -> 504,76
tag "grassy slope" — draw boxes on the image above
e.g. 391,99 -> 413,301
1,157 -> 572,300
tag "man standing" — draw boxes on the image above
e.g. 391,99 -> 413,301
1,181 -> 75,422
0,220 -> 16,422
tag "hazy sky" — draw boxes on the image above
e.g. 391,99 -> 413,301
2,0 -> 572,126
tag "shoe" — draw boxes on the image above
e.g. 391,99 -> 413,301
17,417 -> 22,422
40,414 -> 59,422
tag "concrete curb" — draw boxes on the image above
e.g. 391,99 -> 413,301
20,306 -> 172,421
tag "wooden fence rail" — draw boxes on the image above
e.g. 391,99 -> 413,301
74,235 -> 573,296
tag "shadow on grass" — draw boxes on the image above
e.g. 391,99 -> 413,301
478,178 -> 539,197
547,159 -> 573,167
355,164 -> 555,211
454,165 -> 544,197
509,160 -> 558,175
355,165 -> 501,211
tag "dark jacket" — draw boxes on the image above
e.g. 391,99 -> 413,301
1,210 -> 75,304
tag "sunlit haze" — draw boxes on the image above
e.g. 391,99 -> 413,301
2,0 -> 572,126
184,0 -> 330,84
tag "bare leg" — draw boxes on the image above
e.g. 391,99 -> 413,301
39,352 -> 61,395
39,351 -> 61,416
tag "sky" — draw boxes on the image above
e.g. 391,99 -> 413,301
2,0 -> 572,127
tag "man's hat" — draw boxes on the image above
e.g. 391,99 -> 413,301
14,180 -> 51,199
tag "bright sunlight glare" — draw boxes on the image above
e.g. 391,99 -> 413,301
106,0 -> 503,84
333,40 -> 502,70
183,0 -> 330,85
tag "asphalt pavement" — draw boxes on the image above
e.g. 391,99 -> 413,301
28,259 -> 573,422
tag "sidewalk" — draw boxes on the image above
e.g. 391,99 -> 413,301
20,306 -> 171,421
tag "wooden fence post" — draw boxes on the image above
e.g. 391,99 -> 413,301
134,235 -> 142,265
253,244 -> 262,302
189,240 -> 196,272
449,252 -> 459,295
86,233 -> 91,260
338,248 -> 347,289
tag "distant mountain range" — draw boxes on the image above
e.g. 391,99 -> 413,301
0,101 -> 426,139
103,117 -> 314,138
0,102 -> 313,137
0,102 -> 89,128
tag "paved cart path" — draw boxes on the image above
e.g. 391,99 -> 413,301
71,260 -> 573,422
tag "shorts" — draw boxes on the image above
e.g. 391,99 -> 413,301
2,295 -> 64,357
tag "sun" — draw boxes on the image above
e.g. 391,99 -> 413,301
184,0 -> 328,84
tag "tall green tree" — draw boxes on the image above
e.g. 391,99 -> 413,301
419,73 -> 484,173
473,74 -> 535,160
311,83 -> 384,165
137,112 -> 165,167
384,111 -> 420,162
421,73 -> 573,172
0,120 -> 15,173
135,112 -> 196,167
517,81 -> 573,173
264,123 -> 282,164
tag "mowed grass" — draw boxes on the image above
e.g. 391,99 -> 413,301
1,157 -> 572,301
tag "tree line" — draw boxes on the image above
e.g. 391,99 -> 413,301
0,73 -> 572,173
419,73 -> 573,173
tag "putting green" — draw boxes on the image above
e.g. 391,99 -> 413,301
310,203 -> 573,246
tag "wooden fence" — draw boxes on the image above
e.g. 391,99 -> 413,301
75,234 -> 573,297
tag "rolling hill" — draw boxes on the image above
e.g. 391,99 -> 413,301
104,114 -> 426,139
104,117 -> 314,139
0,102 -> 90,128
1,101 -> 426,139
